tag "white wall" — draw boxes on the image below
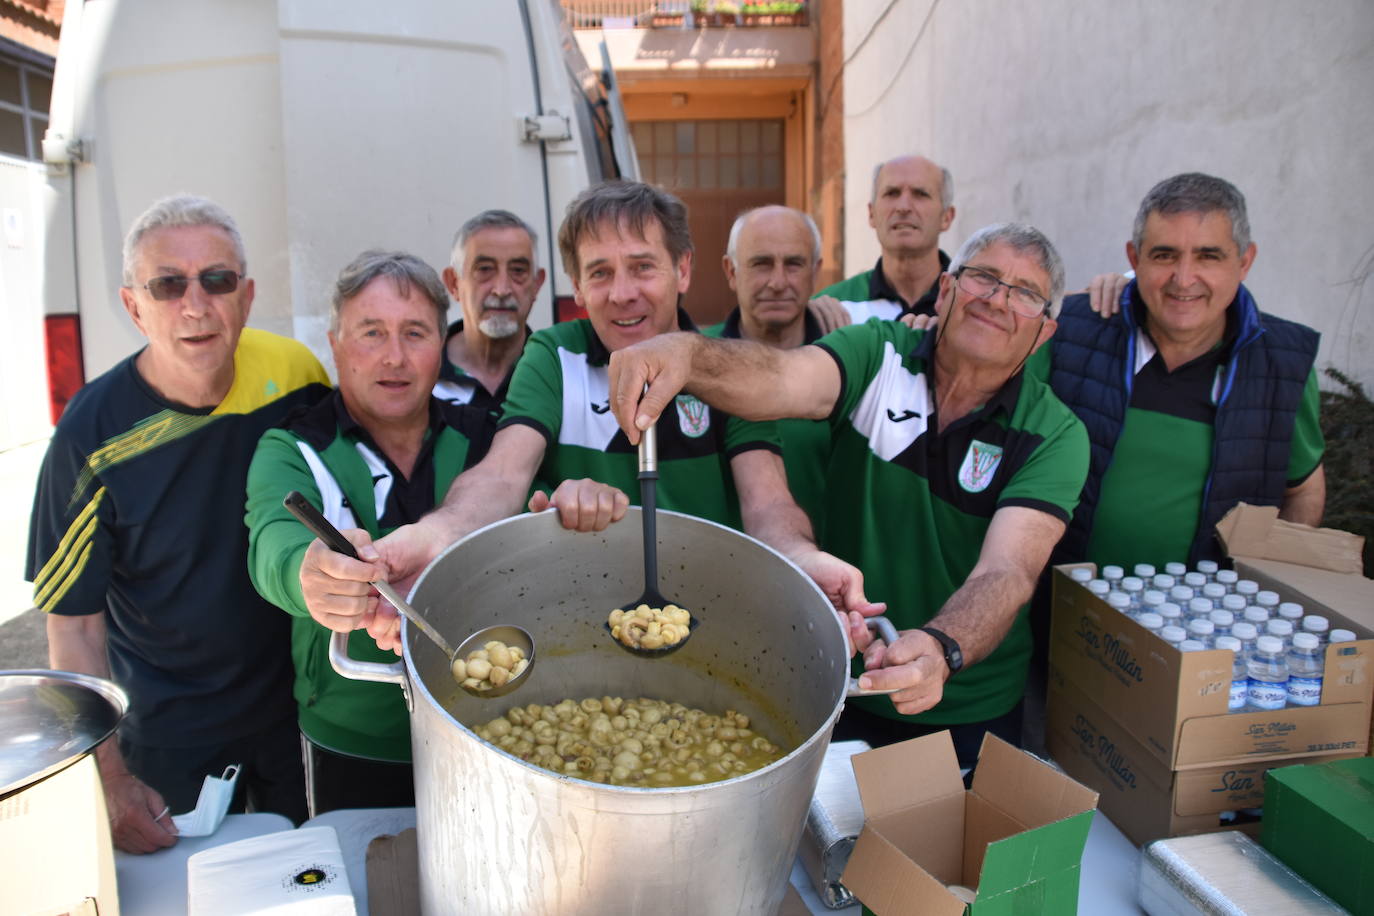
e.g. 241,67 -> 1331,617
841,0 -> 1374,387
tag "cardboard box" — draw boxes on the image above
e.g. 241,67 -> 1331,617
1261,756 -> 1374,915
1049,506 -> 1373,772
1046,670 -> 1359,846
1049,565 -> 1371,769
840,731 -> 1098,915
0,753 -> 118,915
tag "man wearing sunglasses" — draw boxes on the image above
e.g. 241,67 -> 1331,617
603,223 -> 1088,771
27,195 -> 330,853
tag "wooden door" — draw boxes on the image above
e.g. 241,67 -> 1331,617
632,119 -> 786,327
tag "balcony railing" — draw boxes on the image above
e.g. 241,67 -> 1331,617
561,1 -> 809,30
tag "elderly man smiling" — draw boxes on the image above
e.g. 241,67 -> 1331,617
607,223 -> 1089,770
245,250 -> 495,815
1032,173 -> 1325,570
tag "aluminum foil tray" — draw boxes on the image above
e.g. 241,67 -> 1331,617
1139,831 -> 1348,915
799,740 -> 870,909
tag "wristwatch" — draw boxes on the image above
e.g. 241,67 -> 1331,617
919,626 -> 964,675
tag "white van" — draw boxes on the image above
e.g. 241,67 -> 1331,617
38,0 -> 636,420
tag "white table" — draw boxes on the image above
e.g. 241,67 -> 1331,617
115,808 -> 1144,914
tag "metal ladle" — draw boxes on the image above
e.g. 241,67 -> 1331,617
605,423 -> 698,657
283,491 -> 534,697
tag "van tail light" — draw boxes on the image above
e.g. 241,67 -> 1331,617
44,313 -> 85,424
555,295 -> 586,323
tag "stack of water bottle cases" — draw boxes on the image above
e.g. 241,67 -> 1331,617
1045,531 -> 1372,846
1068,561 -> 1357,714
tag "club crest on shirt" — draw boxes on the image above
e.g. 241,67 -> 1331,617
958,439 -> 1003,493
675,394 -> 710,438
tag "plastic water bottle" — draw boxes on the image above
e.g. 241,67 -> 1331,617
1208,609 -> 1234,640
1256,590 -> 1281,613
1157,602 -> 1184,628
1164,562 -> 1187,578
1215,569 -> 1238,592
1215,635 -> 1247,713
1088,579 -> 1110,600
1265,618 -> 1294,650
1201,583 -> 1227,608
1221,594 -> 1247,617
1247,635 -> 1289,712
1069,567 -> 1093,587
1121,577 -> 1145,612
1243,605 -> 1270,627
1187,618 -> 1215,648
1137,611 -> 1164,634
1160,625 -> 1187,650
1187,597 -> 1215,623
1102,565 -> 1125,588
1179,639 -> 1209,652
1171,585 -> 1197,607
1133,563 -> 1157,580
1183,572 -> 1207,596
1277,602 -> 1304,625
1231,622 -> 1259,662
1141,590 -> 1166,613
1195,559 -> 1220,582
1301,615 -> 1329,646
1106,592 -> 1131,617
1152,573 -> 1176,592
1329,628 -> 1356,645
1234,579 -> 1260,601
1286,633 -> 1324,707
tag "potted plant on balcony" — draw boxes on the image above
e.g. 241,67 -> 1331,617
650,3 -> 688,28
741,1 -> 804,27
691,0 -> 740,26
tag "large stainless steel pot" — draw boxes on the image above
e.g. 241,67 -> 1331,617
332,508 -> 860,915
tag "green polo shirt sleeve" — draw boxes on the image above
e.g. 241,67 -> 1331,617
1287,368 -> 1324,484
815,318 -> 918,423
245,428 -> 321,619
999,378 -> 1089,523
498,329 -> 564,442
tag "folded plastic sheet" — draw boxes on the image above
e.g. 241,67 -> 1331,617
1138,831 -> 1347,915
799,739 -> 870,909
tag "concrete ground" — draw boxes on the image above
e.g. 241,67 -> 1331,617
1,438 -> 50,670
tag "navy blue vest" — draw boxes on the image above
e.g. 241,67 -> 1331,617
1050,282 -> 1318,565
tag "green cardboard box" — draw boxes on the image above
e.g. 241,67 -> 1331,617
1262,757 -> 1374,915
841,732 -> 1098,915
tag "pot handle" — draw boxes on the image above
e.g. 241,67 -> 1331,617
846,616 -> 901,697
328,630 -> 413,712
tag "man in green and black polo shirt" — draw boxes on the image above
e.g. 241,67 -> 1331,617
433,209 -> 543,427
1029,173 -> 1325,570
703,205 -> 832,528
245,251 -> 497,816
609,223 -> 1089,770
27,196 -> 331,852
299,181 -> 879,651
813,154 -> 955,323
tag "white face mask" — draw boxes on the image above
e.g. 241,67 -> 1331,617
172,764 -> 240,837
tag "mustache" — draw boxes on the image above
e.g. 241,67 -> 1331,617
482,293 -> 520,310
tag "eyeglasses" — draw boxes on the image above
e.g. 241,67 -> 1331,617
954,266 -> 1050,319
138,269 -> 243,301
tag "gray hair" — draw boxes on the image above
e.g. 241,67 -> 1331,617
121,194 -> 246,286
1131,172 -> 1252,254
725,206 -> 821,267
558,180 -> 692,277
330,249 -> 449,334
870,156 -> 954,211
449,209 -> 540,274
949,222 -> 1066,317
